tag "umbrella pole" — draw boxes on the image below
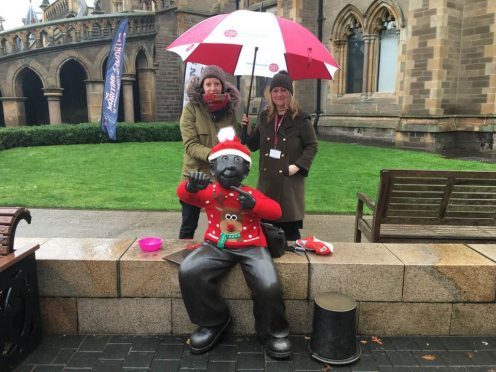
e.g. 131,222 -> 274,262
241,46 -> 258,145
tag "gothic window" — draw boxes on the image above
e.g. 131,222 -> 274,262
332,1 -> 402,97
346,20 -> 364,94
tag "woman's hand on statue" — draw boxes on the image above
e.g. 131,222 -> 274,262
288,164 -> 300,176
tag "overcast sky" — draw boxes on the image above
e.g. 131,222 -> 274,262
0,0 -> 93,30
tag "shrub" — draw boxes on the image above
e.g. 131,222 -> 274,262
0,122 -> 181,150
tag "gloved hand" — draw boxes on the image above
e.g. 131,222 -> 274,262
230,185 -> 256,210
186,171 -> 210,193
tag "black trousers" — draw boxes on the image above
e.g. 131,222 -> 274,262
179,201 -> 201,239
179,242 -> 289,340
265,220 -> 303,241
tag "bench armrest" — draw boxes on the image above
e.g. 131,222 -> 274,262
357,192 -> 375,211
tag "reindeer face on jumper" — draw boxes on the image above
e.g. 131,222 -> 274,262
219,208 -> 244,238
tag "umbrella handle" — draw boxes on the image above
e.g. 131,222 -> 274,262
241,46 -> 258,145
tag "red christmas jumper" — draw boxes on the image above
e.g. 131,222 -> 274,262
177,181 -> 282,248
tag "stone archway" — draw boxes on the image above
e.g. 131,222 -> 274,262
60,59 -> 89,123
16,68 -> 49,125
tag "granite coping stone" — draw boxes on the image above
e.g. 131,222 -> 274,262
307,242 -> 404,301
466,243 -> 496,262
120,239 -> 189,298
120,239 -> 309,299
35,237 -> 134,297
385,243 -> 496,302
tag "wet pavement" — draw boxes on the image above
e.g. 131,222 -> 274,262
15,208 -> 356,243
14,334 -> 496,371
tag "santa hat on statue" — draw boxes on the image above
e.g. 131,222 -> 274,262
208,127 -> 251,165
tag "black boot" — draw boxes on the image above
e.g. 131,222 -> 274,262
189,317 -> 231,354
264,337 -> 292,359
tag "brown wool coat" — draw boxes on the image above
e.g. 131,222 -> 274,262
180,76 -> 240,182
246,110 -> 318,222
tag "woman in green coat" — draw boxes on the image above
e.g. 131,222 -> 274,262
243,71 -> 318,241
179,65 -> 241,239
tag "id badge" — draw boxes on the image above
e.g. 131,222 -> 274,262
269,149 -> 282,159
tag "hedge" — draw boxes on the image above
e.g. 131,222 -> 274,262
0,122 -> 181,150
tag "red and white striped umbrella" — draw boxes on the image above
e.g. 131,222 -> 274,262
166,9 -> 339,80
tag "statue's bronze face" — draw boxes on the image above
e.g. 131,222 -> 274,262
210,154 -> 250,189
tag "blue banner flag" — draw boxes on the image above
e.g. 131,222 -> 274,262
101,18 -> 129,141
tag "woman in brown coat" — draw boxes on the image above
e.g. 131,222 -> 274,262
243,71 -> 318,241
179,65 -> 241,239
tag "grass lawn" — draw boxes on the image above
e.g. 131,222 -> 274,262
1,141 -> 495,213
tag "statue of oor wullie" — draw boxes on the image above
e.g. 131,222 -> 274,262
176,127 -> 292,359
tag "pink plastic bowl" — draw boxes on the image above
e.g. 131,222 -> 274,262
138,237 -> 163,252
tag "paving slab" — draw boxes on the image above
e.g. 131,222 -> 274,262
14,334 -> 496,370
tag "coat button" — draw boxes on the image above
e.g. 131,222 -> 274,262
267,137 -> 271,141
281,154 -> 284,157
282,138 -> 286,141
265,153 -> 268,157
263,168 -> 267,171
278,170 -> 283,173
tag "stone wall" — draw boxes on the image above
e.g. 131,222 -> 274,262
16,237 -> 496,337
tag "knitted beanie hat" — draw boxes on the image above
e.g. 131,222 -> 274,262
269,70 -> 293,94
200,65 -> 227,90
208,127 -> 251,164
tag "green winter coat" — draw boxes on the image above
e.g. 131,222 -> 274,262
246,110 -> 318,222
180,77 -> 240,182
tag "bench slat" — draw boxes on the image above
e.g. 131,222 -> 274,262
390,191 -> 445,198
452,185 -> 496,193
392,177 -> 449,185
388,203 -> 441,211
449,198 -> 496,205
392,185 -> 448,192
355,170 -> 496,243
0,208 -> 22,216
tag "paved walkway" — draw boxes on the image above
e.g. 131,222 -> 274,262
15,208 -> 356,242
14,334 -> 496,371
13,209 -> 496,371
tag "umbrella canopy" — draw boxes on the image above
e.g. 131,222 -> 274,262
167,9 -> 339,80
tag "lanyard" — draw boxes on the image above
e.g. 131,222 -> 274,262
273,114 -> 284,146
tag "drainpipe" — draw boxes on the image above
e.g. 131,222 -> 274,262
314,0 -> 324,134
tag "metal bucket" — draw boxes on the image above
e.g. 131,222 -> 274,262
309,292 -> 361,365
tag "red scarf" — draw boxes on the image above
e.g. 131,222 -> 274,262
203,93 -> 229,113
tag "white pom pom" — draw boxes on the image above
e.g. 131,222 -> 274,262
217,127 -> 235,143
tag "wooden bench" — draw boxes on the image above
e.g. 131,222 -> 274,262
354,169 -> 496,243
0,207 -> 32,255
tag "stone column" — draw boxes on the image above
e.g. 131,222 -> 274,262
334,39 -> 346,97
0,97 -> 27,127
43,88 -> 64,125
122,74 -> 135,123
137,67 -> 156,122
84,80 -> 104,123
361,34 -> 373,98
